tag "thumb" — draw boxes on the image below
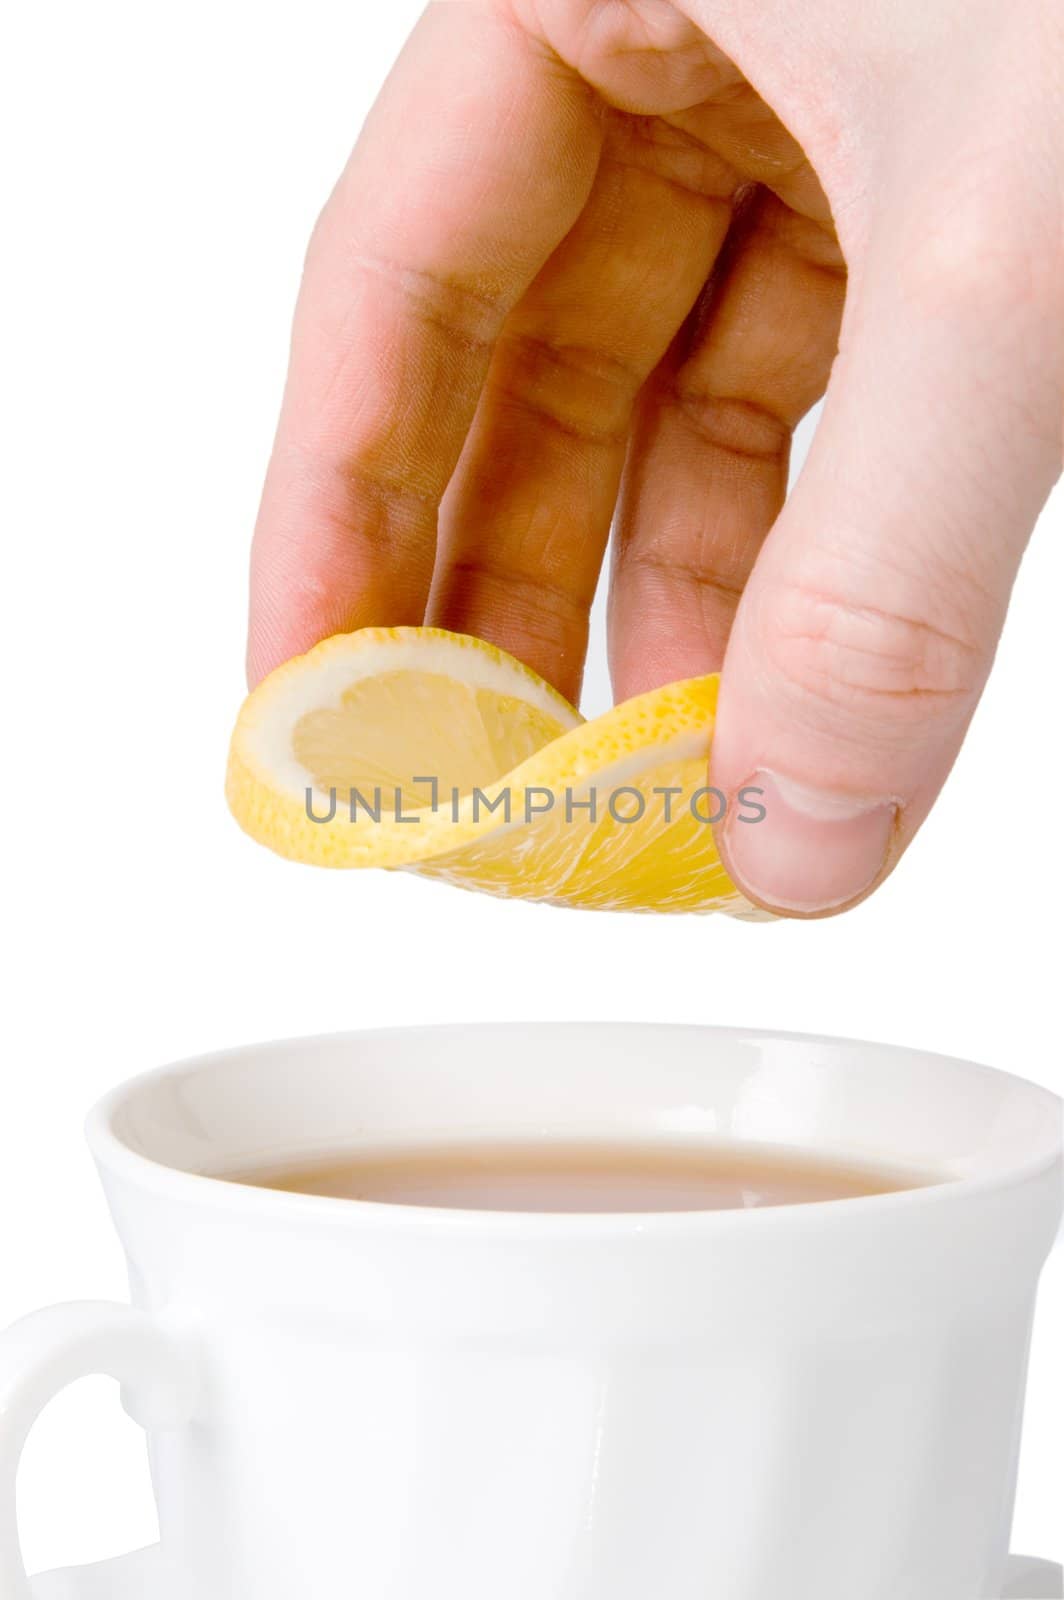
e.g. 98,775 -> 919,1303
711,200 -> 1062,917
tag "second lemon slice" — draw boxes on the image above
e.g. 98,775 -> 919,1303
226,627 -> 762,917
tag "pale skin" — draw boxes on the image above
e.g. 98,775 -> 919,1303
248,0 -> 1062,916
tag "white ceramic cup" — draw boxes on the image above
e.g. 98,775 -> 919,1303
1,1023 -> 1060,1600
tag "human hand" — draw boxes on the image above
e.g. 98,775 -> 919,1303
247,0 -> 1062,916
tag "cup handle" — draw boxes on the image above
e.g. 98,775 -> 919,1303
0,1303 -> 199,1599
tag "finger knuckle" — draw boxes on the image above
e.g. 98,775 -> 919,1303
896,189 -> 1034,320
754,575 -> 987,738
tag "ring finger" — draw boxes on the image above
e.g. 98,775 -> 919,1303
609,191 -> 846,700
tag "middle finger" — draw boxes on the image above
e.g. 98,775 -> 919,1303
426,112 -> 739,702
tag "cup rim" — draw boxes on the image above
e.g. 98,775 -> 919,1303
85,1021 -> 1063,1239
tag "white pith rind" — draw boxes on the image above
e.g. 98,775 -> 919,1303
239,629 -> 582,805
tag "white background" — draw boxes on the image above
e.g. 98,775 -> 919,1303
1,0 -> 1060,1581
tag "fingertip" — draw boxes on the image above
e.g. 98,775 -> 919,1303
716,769 -> 901,918
607,573 -> 730,704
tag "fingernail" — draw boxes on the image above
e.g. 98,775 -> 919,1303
722,772 -> 899,915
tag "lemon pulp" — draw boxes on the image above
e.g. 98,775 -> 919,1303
226,627 -> 763,918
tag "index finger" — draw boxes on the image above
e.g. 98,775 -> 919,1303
248,1 -> 600,684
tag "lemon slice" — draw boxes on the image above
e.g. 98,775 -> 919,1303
226,627 -> 763,917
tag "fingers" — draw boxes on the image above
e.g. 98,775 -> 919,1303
710,203 -> 1063,916
670,87 -> 834,228
247,3 -> 601,684
609,193 -> 845,698
427,114 -> 738,702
